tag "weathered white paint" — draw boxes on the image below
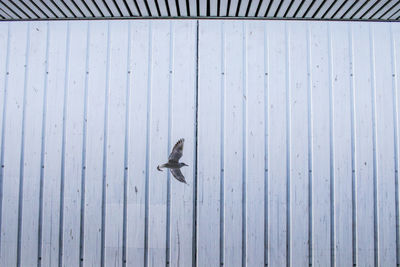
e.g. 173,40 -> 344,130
0,19 -> 399,267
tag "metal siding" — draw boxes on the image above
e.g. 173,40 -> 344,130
0,19 -> 398,267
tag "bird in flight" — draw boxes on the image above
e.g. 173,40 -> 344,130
157,138 -> 188,184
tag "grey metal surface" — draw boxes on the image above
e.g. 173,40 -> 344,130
0,19 -> 400,266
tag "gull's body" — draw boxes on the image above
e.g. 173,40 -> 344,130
157,138 -> 188,184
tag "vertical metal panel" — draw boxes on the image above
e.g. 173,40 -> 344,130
287,20 -> 309,267
19,21 -> 47,267
126,20 -> 149,266
0,19 -> 398,267
309,21 -> 332,267
352,21 -> 375,267
0,21 -> 28,267
330,21 -> 353,267
82,20 -> 108,267
169,20 -> 196,267
40,21 -> 68,267
372,22 -> 397,266
197,19 -> 221,267
266,20 -> 288,267
245,21 -> 265,267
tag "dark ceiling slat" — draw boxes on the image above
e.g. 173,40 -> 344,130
0,7 -> 12,19
120,0 -> 133,16
359,0 -> 380,19
40,0 -> 64,18
263,0 -> 273,17
322,1 -> 337,18
380,1 -> 400,19
76,0 -> 95,17
165,0 -> 172,16
339,0 -> 358,19
101,0 -> 114,16
369,0 -> 392,19
0,0 -> 399,20
273,0 -> 284,17
21,0 -> 47,18
58,0 -> 76,17
131,0 -> 142,16
311,0 -> 326,18
293,0 -> 305,17
302,0 -> 315,18
6,0 -> 32,19
253,0 -> 263,16
389,8 -> 400,19
0,2 -> 22,19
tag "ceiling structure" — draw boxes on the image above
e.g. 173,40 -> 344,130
0,0 -> 399,21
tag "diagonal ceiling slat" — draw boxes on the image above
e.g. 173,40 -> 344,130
0,0 -> 399,21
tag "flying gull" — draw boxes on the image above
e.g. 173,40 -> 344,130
157,138 -> 188,184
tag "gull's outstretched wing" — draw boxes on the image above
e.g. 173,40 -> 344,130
170,168 -> 187,184
168,138 -> 184,162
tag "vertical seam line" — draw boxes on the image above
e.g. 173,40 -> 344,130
37,21 -> 50,267
16,22 -> 31,267
100,20 -> 111,267
58,21 -> 71,267
79,20 -> 91,267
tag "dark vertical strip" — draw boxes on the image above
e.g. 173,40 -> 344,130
100,21 -> 111,267
306,22 -> 313,267
390,24 -> 400,266
348,23 -> 357,267
235,0 -> 242,16
175,0 -> 181,16
58,21 -> 71,267
192,20 -> 199,267
37,21 -> 50,267
242,21 -> 247,267
79,21 -> 91,267
285,21 -> 291,267
327,22 -> 335,267
164,0 -> 171,16
144,21 -> 153,267
0,22 -> 10,255
122,21 -> 132,267
165,20 -> 173,267
16,23 -> 30,267
254,0 -> 264,17
369,23 -> 379,267
219,21 -> 225,267
263,22 -> 269,267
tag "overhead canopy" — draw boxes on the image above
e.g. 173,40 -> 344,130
0,0 -> 399,21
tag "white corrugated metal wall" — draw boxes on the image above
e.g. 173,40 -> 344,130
0,19 -> 399,267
